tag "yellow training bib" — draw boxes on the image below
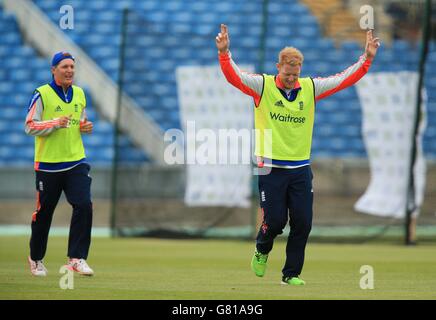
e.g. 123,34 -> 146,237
254,75 -> 315,160
34,84 -> 86,162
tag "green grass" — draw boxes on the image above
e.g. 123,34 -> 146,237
1,236 -> 436,299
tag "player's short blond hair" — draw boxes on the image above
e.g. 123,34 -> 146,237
278,47 -> 304,66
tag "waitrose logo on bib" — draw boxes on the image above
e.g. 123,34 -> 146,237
269,112 -> 306,124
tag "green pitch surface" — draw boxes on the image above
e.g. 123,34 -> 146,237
1,236 -> 436,300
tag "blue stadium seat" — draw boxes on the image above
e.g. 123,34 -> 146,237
297,26 -> 320,38
426,75 -> 436,89
9,69 -> 32,81
428,51 -> 436,64
83,134 -> 114,147
85,0 -> 110,11
0,69 -> 7,81
377,48 -> 395,65
340,41 -> 362,52
239,37 -> 260,49
2,33 -> 21,45
392,40 -> 412,52
324,50 -> 350,65
312,62 -> 331,76
289,38 -> 312,51
341,125 -> 361,138
33,0 -> 59,10
161,1 -> 185,12
3,133 -> 28,145
137,1 -> 160,10
298,14 -> 318,26
93,121 -> 114,135
119,147 -> 147,161
316,124 -> 335,137
314,38 -> 335,51
86,146 -> 113,163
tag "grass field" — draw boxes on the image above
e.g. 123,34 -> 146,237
1,236 -> 436,300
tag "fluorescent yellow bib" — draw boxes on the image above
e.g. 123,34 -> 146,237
255,75 -> 315,160
34,84 -> 86,162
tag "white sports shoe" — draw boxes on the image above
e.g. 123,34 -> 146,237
28,256 -> 48,276
68,258 -> 94,276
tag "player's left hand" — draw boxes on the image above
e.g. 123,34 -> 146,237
365,30 -> 380,61
80,119 -> 93,134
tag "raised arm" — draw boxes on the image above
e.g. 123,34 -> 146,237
216,24 -> 264,106
314,30 -> 380,101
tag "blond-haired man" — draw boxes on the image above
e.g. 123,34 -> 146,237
216,24 -> 379,285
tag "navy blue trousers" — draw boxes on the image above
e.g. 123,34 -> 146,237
30,163 -> 93,261
256,165 -> 313,278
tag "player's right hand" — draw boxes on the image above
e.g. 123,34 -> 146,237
215,24 -> 230,54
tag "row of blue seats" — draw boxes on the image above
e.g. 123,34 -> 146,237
76,43 -> 418,64
46,29 -> 422,55
0,66 -> 432,104
0,55 -> 418,82
34,0 -> 267,14
0,11 -> 430,56
0,45 -> 39,57
71,42 -> 421,63
73,49 -> 421,74
43,0 -> 309,17
0,53 -> 419,80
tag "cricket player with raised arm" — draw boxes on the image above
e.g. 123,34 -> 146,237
216,24 -> 380,285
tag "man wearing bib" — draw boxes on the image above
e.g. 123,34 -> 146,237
25,51 -> 94,277
216,24 -> 380,285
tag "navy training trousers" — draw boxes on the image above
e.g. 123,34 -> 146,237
256,165 -> 313,278
30,163 -> 93,261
